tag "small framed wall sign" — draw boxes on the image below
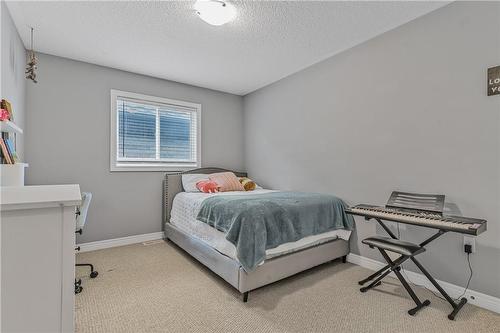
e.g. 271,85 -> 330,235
488,65 -> 500,96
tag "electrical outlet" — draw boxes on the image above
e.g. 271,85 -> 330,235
463,236 -> 476,253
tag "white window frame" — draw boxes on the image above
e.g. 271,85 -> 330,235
110,89 -> 201,172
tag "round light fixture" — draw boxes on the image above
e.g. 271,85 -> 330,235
194,0 -> 236,26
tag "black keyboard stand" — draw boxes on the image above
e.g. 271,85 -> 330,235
358,217 -> 467,320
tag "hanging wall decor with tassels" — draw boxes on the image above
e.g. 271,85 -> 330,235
25,27 -> 38,83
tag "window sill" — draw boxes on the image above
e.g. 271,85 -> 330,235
110,163 -> 200,172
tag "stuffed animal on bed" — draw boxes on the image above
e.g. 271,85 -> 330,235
239,177 -> 256,191
196,180 -> 220,193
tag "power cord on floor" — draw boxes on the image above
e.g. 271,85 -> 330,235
394,223 -> 473,302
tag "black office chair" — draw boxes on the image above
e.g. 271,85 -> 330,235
75,192 -> 98,294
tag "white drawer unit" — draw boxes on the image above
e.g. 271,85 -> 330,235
1,185 -> 81,332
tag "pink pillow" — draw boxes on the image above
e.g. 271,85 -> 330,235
196,180 -> 220,193
209,172 -> 245,192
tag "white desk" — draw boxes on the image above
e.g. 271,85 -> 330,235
1,185 -> 81,332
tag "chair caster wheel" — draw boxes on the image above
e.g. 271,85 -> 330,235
75,286 -> 83,294
90,271 -> 98,278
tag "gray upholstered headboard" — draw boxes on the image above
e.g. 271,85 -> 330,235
162,167 -> 247,229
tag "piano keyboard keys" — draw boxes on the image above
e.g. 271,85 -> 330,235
347,205 -> 486,236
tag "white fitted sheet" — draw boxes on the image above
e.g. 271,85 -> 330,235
169,190 -> 351,263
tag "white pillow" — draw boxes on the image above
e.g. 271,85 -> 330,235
182,174 -> 209,192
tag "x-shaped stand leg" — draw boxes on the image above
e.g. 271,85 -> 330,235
358,218 -> 467,320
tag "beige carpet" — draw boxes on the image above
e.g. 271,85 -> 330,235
75,241 -> 499,333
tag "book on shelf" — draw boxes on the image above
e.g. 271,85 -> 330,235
0,137 -> 13,164
4,138 -> 18,163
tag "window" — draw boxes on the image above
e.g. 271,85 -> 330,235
110,90 -> 201,171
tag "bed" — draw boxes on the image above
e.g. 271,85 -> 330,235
163,167 -> 352,302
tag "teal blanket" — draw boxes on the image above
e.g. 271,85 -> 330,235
196,192 -> 354,272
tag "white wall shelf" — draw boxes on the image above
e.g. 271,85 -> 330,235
0,120 -> 23,134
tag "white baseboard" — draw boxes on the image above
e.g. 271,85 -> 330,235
77,232 -> 164,253
347,253 -> 500,314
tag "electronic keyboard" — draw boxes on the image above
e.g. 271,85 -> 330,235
346,204 -> 487,235
348,191 -> 487,321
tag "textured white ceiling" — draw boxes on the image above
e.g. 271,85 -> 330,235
6,1 -> 449,95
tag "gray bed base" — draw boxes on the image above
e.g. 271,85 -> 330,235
163,167 -> 350,302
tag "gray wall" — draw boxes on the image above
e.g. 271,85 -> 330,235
1,1 -> 26,160
244,2 -> 500,298
26,54 -> 244,243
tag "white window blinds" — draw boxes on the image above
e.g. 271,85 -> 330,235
111,90 -> 201,171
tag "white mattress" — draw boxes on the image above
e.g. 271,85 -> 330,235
169,189 -> 351,264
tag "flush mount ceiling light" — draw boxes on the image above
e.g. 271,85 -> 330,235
194,0 -> 236,26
